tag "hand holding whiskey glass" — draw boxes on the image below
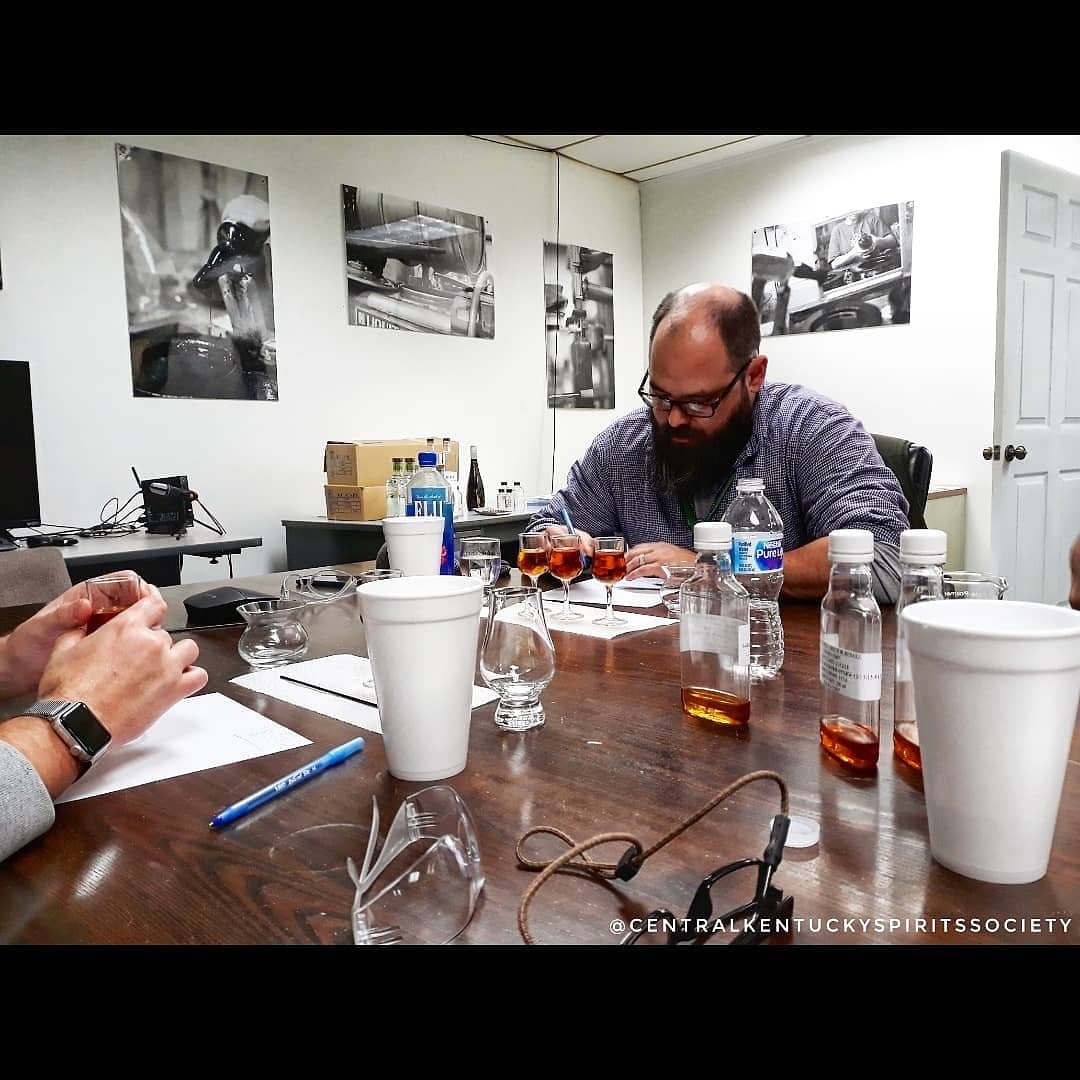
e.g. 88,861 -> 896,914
548,534 -> 584,622
592,536 -> 628,627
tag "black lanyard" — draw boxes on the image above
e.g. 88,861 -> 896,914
679,472 -> 736,530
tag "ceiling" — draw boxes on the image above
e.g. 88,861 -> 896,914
470,134 -> 808,182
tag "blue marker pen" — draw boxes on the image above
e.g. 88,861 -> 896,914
209,736 -> 366,829
560,508 -> 575,534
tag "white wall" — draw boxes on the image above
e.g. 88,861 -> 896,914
640,133 -> 1080,572
0,135 -> 642,579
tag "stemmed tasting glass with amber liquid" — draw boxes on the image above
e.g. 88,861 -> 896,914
517,533 -> 549,588
517,532 -> 549,618
547,534 -> 584,622
591,536 -> 628,627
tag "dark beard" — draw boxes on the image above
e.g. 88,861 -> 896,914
649,396 -> 754,502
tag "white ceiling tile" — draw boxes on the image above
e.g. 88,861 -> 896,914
505,135 -> 600,150
561,134 -> 750,174
625,135 -> 808,181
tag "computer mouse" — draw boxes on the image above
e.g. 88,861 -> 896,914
25,534 -> 78,547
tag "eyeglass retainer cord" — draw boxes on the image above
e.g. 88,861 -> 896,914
515,769 -> 789,945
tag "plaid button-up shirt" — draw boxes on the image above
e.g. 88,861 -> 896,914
529,382 -> 909,602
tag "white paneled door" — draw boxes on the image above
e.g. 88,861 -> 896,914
993,150 -> 1080,604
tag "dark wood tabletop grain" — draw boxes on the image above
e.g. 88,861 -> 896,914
1,565 -> 1077,945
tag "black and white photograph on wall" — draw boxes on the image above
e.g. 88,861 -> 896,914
342,186 -> 494,338
116,144 -> 277,400
545,242 -> 615,409
751,201 -> 914,336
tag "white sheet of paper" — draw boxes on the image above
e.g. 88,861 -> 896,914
545,579 -> 664,609
56,693 -> 311,804
539,601 -> 675,639
232,654 -> 498,735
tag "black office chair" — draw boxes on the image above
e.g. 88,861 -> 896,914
870,433 -> 933,530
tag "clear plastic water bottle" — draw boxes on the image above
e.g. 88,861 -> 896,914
722,478 -> 784,679
679,521 -> 751,727
406,451 -> 455,575
819,529 -> 881,770
893,528 -> 946,771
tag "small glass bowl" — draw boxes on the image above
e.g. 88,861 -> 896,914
237,599 -> 310,666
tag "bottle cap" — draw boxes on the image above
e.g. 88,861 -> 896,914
900,528 -> 947,564
418,452 -> 437,467
735,477 -> 764,493
828,528 -> 875,563
784,815 -> 820,849
693,521 -> 732,551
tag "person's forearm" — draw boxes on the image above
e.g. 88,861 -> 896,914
0,636 -> 20,700
0,716 -> 80,798
780,537 -> 831,600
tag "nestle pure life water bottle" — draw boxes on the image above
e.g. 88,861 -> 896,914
722,478 -> 784,679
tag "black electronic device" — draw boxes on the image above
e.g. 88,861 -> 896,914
25,534 -> 78,547
139,472 -> 196,535
183,586 -> 276,627
0,360 -> 42,551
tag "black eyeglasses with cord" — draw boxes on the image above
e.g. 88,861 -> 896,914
637,355 -> 756,418
515,769 -> 793,945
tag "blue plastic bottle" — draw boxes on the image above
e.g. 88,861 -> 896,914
406,452 -> 455,574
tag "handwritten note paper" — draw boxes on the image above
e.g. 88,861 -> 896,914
57,693 -> 311,803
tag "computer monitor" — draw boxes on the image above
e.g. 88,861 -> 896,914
0,359 -> 42,546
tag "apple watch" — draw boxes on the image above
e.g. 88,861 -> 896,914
22,700 -> 111,770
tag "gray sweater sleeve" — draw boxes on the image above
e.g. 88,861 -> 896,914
872,542 -> 902,606
0,741 -> 55,863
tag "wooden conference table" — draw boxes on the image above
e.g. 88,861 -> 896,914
0,565 -> 1076,945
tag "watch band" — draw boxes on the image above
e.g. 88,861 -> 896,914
22,699 -> 111,769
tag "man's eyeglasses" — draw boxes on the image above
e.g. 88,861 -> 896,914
637,356 -> 755,418
621,816 -> 793,945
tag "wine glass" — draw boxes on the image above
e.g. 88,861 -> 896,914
459,536 -> 502,595
480,586 -> 556,731
517,532 -> 549,589
547,533 -> 584,622
357,568 -> 403,686
592,536 -> 628,627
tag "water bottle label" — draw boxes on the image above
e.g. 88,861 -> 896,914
819,636 -> 881,701
681,614 -> 750,668
407,487 -> 446,515
731,533 -> 783,575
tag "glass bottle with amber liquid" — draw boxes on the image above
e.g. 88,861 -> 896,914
819,529 -> 882,770
893,528 -> 946,770
680,521 -> 751,727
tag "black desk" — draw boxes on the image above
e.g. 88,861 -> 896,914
11,526 -> 264,587
281,512 -> 534,570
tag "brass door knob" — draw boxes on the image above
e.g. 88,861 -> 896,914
982,445 -> 1000,461
1004,444 -> 1028,462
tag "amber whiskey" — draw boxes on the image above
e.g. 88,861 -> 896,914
549,549 -> 583,581
682,686 -> 751,727
517,549 -> 549,578
591,551 -> 626,584
820,718 -> 879,770
893,722 -> 922,770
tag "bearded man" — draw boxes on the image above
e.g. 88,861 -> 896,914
527,283 -> 909,603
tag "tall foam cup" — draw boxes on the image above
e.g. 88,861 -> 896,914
903,599 -> 1080,883
381,516 -> 443,577
357,575 -> 484,781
